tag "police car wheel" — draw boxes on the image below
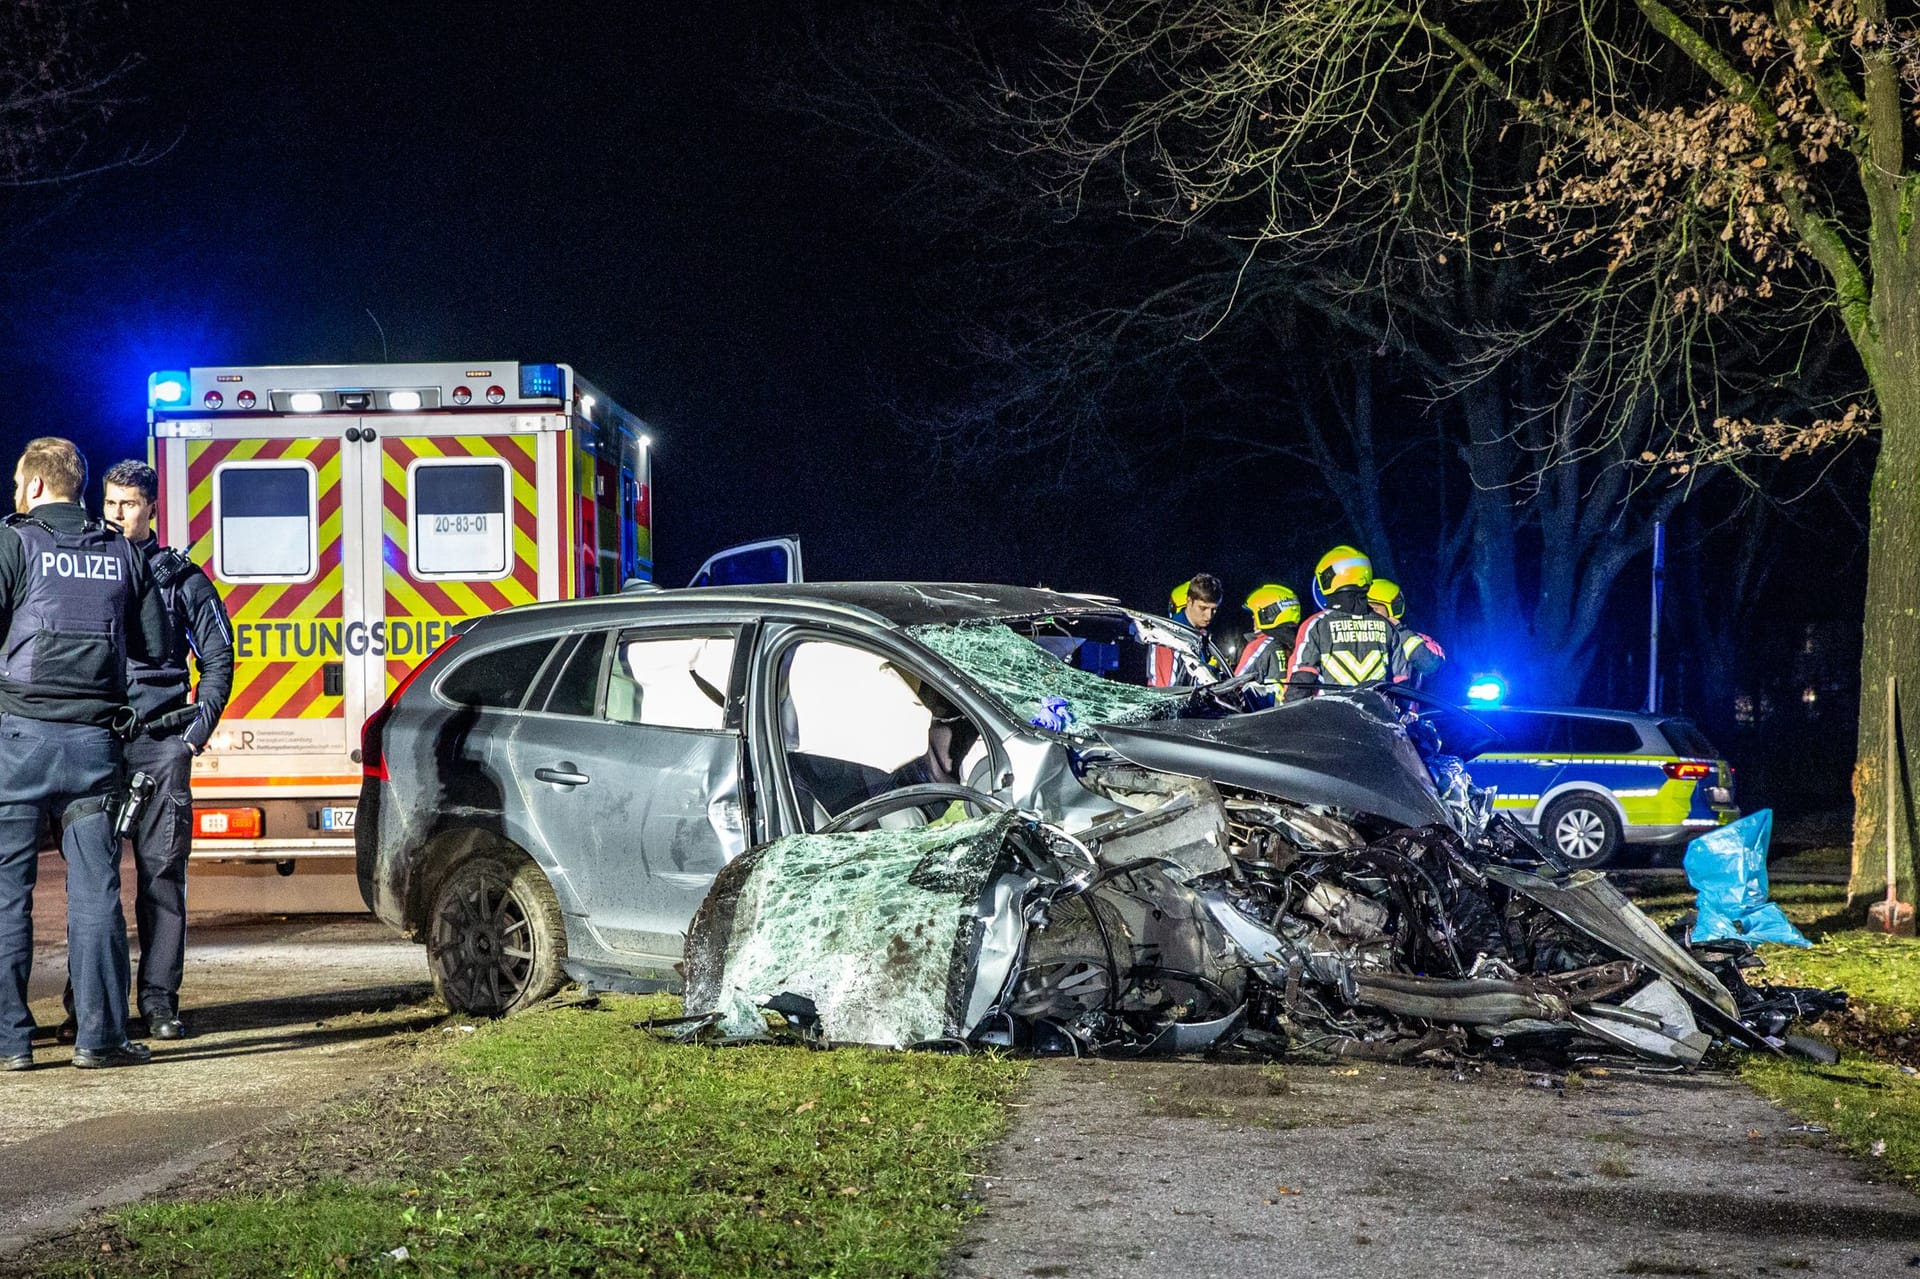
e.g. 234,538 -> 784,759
427,852 -> 567,1016
1540,795 -> 1621,869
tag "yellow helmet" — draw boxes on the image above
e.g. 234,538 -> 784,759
1169,579 -> 1190,612
1367,578 -> 1405,623
1244,583 -> 1302,632
1312,545 -> 1373,607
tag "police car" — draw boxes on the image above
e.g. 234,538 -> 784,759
1465,707 -> 1738,868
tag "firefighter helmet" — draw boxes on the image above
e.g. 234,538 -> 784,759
1169,579 -> 1190,614
1312,545 -> 1373,608
1243,583 -> 1302,632
1367,577 -> 1405,623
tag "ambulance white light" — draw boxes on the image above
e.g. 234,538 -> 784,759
289,392 -> 324,413
148,372 -> 189,409
580,394 -> 596,420
388,390 -> 422,411
639,433 -> 652,449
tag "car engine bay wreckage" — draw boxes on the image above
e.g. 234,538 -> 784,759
674,685 -> 1843,1070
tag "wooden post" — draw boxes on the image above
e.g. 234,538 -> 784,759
1869,675 -> 1917,935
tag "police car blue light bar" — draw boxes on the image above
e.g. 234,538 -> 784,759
1466,674 -> 1508,706
148,371 -> 190,409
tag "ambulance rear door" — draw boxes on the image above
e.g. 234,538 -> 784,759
361,415 -> 564,702
155,418 -> 368,791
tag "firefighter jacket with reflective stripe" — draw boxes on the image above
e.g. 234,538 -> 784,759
0,504 -> 166,725
1399,629 -> 1446,678
1282,591 -> 1413,703
125,535 -> 235,751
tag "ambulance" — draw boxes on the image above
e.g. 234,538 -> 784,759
142,360 -> 762,866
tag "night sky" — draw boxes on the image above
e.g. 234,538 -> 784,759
2,2 -> 1064,587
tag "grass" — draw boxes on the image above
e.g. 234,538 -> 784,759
30,995 -> 1027,1278
1624,873 -> 1920,1191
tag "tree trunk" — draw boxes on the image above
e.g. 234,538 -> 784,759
1849,400 -> 1920,906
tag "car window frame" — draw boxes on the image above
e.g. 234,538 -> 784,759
751,621 -> 1013,837
583,622 -> 752,736
430,633 -> 567,713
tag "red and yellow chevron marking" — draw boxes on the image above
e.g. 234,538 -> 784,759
186,437 -> 346,721
382,435 -> 541,691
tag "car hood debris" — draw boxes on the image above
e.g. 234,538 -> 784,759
681,746 -> 1839,1068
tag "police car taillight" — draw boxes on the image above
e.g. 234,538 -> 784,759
1664,761 -> 1712,781
362,632 -> 464,781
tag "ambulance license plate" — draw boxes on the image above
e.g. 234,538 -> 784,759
321,806 -> 357,832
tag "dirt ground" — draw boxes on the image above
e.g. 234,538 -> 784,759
0,853 -> 436,1255
950,1057 -> 1920,1279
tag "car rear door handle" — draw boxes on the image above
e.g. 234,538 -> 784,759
534,764 -> 591,787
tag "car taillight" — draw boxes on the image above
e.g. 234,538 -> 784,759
194,807 -> 263,839
1664,761 -> 1712,781
362,632 -> 463,780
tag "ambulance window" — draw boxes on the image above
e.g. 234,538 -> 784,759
410,460 -> 510,579
437,637 -> 559,711
214,464 -> 316,582
605,632 -> 736,731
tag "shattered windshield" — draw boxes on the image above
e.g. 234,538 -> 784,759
909,619 -> 1192,733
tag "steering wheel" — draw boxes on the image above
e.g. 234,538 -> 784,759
817,784 -> 1012,834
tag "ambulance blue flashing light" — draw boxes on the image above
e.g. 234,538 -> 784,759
148,371 -> 190,409
1466,674 -> 1508,706
519,362 -> 563,399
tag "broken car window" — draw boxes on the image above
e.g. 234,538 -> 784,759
909,620 -> 1189,733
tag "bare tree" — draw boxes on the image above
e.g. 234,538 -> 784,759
968,0 -> 1915,903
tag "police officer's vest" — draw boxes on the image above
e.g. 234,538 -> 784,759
127,545 -> 197,689
1,515 -> 139,701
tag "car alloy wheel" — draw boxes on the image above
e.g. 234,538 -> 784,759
1541,795 -> 1621,869
427,853 -> 567,1016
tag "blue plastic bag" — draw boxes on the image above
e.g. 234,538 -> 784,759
1683,809 -> 1810,947
1030,696 -> 1076,733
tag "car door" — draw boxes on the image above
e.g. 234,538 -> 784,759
505,624 -> 751,963
688,537 -> 804,587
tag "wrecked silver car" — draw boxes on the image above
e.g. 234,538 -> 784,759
358,582 -> 1832,1063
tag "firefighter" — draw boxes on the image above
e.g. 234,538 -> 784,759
1366,578 -> 1446,684
1151,574 -> 1224,688
83,459 -> 232,1042
1283,546 -> 1412,702
1235,583 -> 1302,708
0,438 -> 167,1070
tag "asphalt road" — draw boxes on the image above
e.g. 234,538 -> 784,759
952,1058 -> 1920,1278
0,853 -> 435,1255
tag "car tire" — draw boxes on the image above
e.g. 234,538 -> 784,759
426,852 -> 567,1016
1540,794 -> 1622,869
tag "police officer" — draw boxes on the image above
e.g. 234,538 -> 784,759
1283,546 -> 1415,702
1234,583 -> 1302,708
1367,578 -> 1446,685
0,438 -> 167,1070
95,459 -> 232,1041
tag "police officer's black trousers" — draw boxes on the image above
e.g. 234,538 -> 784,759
0,713 -> 130,1055
124,731 -> 192,1014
